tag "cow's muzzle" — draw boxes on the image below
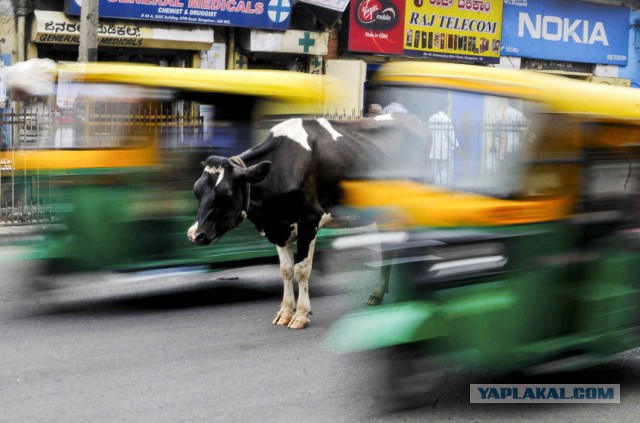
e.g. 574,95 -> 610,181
188,221 -> 209,244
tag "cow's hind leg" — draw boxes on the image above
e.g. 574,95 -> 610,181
273,240 -> 295,326
289,223 -> 318,329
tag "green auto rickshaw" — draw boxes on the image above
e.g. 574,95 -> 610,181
3,61 -> 348,298
327,61 -> 640,405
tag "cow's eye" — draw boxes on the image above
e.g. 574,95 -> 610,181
205,208 -> 219,220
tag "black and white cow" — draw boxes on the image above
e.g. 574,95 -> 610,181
188,114 -> 426,329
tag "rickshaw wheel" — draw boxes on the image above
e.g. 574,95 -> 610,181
381,342 -> 448,410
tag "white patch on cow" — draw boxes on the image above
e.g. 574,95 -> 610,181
187,221 -> 198,241
375,114 -> 395,121
204,165 -> 225,186
271,118 -> 311,151
316,118 -> 342,141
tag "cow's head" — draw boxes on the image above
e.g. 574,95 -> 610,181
188,156 -> 271,245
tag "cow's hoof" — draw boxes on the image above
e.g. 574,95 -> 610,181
272,310 -> 293,326
367,294 -> 384,306
288,314 -> 310,329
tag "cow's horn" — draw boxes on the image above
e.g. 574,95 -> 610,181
229,156 -> 246,169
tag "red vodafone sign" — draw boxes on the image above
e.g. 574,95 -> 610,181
348,0 -> 405,54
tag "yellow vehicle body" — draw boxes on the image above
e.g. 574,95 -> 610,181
327,62 -> 640,401
4,62 -> 337,172
2,61 -> 345,276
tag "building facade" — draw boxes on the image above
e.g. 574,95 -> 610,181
1,0 -> 640,117
0,0 -> 344,71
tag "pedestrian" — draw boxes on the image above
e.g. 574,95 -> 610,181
367,103 -> 382,118
382,97 -> 408,115
495,98 -> 526,162
428,95 -> 457,184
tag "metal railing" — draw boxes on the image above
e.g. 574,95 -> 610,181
2,106 -> 526,225
0,104 -> 205,225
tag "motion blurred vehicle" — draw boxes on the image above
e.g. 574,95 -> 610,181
3,61 -> 346,294
327,61 -> 640,405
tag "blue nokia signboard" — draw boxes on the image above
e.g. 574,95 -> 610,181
64,0 -> 292,30
502,0 -> 629,66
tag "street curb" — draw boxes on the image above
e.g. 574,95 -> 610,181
0,224 -> 53,242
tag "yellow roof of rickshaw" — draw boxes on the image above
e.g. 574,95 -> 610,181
375,61 -> 640,121
56,62 -> 333,104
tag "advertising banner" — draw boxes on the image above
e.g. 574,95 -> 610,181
348,0 -> 502,63
348,0 -> 406,55
64,0 -> 292,31
404,0 -> 502,63
501,0 -> 629,66
32,10 -> 214,50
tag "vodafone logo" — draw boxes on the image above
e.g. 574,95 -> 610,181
356,0 -> 399,30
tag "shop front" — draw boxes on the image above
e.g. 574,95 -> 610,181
340,0 -> 505,115
30,10 -> 215,66
345,0 -> 504,64
20,0 -> 339,72
500,0 -> 632,85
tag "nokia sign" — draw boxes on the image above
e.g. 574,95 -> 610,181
502,0 -> 629,65
519,13 -> 608,46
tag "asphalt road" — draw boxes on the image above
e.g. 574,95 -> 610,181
2,251 -> 640,422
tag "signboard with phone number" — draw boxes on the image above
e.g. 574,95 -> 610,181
403,0 -> 503,64
64,0 -> 293,31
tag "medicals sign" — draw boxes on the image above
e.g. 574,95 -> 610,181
501,0 -> 629,66
64,0 -> 293,31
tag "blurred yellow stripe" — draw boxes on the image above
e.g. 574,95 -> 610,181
2,147 -> 156,171
341,180 -> 571,228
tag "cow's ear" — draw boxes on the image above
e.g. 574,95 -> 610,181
245,161 -> 272,183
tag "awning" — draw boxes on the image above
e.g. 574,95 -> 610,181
242,29 -> 328,55
296,0 -> 348,28
31,11 -> 214,50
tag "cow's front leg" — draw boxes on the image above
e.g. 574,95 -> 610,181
368,236 -> 394,305
290,224 -> 318,329
273,241 -> 295,326
367,264 -> 391,305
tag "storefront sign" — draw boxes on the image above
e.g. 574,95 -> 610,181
403,0 -> 502,63
348,0 -> 406,55
521,59 -> 592,74
64,0 -> 292,31
501,0 -> 629,66
347,0 -> 502,63
245,29 -> 328,55
32,10 -> 214,50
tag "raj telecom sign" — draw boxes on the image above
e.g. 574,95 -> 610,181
501,0 -> 629,66
404,0 -> 502,63
64,0 -> 292,30
348,0 -> 502,63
